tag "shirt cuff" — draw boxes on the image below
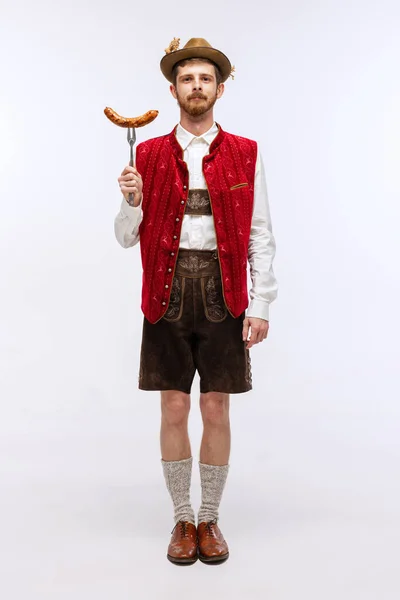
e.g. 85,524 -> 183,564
120,197 -> 142,217
246,299 -> 270,321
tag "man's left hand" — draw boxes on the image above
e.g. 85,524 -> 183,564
242,317 -> 269,349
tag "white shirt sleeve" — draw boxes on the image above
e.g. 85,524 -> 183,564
113,145 -> 143,248
114,199 -> 143,248
246,146 -> 278,321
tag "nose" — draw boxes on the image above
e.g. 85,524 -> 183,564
192,77 -> 202,91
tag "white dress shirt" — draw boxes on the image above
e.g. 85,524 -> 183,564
114,122 -> 278,320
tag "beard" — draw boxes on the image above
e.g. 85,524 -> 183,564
176,91 -> 218,117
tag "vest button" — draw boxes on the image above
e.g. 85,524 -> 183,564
183,185 -> 187,190
165,284 -> 169,289
162,301 -> 166,306
171,252 -> 175,256
168,268 -> 172,272
173,235 -> 177,240
176,217 -> 180,222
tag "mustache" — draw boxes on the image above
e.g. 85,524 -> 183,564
188,93 -> 207,100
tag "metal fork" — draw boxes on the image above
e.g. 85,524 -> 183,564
127,127 -> 137,203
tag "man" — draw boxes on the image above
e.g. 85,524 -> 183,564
114,38 -> 278,566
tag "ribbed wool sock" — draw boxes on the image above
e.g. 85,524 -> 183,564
161,457 -> 196,525
198,462 -> 230,523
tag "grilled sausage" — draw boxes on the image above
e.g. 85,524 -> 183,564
104,107 -> 159,128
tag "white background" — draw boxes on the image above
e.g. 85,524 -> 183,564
1,0 -> 399,597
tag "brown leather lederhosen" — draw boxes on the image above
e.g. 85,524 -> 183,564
138,190 -> 252,394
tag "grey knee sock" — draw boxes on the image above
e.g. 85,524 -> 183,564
161,457 -> 196,525
198,462 -> 229,523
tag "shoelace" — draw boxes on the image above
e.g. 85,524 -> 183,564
171,520 -> 190,537
204,519 -> 218,537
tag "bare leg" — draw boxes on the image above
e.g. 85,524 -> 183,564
160,390 -> 191,461
199,392 -> 230,465
160,391 -> 196,533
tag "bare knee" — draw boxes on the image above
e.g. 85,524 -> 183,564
161,391 -> 191,427
200,392 -> 230,426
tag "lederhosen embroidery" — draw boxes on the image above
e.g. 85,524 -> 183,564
184,189 -> 212,216
201,275 -> 227,322
177,255 -> 211,273
163,275 -> 185,322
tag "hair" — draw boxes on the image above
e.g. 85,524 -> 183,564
171,57 -> 223,87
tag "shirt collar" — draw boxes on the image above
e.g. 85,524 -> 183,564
175,122 -> 219,150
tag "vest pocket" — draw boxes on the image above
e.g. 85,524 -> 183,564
230,182 -> 249,190
201,275 -> 227,323
163,276 -> 185,322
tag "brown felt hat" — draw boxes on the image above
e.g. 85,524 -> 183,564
160,37 -> 234,83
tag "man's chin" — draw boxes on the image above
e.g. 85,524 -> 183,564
187,107 -> 208,117
178,96 -> 217,117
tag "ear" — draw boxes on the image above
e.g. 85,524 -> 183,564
170,84 -> 177,99
216,83 -> 225,99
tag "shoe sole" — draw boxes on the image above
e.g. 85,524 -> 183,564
167,554 -> 198,566
198,552 -> 229,565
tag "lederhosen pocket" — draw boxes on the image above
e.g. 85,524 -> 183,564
200,274 -> 228,323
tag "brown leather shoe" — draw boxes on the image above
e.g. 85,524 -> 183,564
197,520 -> 229,564
167,521 -> 198,565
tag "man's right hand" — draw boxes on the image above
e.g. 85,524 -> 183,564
118,166 -> 143,207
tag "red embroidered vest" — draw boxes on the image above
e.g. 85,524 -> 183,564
136,125 -> 257,324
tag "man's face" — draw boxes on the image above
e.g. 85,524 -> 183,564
171,62 -> 224,117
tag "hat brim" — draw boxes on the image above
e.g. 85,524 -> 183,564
160,47 -> 231,83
